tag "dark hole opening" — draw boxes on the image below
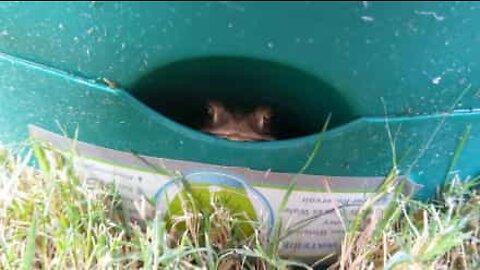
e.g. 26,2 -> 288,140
130,56 -> 357,141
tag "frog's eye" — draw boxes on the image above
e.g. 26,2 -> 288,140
255,106 -> 273,130
206,100 -> 225,123
206,104 -> 215,117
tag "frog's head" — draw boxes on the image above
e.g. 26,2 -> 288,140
200,100 -> 275,142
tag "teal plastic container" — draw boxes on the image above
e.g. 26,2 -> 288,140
0,2 -> 479,199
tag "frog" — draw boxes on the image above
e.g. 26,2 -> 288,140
200,100 -> 275,142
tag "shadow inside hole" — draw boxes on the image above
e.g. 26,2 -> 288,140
130,56 -> 357,140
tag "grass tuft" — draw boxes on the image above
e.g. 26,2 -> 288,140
0,140 -> 478,269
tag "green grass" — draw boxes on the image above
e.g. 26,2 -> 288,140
0,142 -> 479,270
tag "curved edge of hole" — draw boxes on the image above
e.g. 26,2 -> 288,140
125,56 -> 360,145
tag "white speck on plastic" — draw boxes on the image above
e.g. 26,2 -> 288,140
361,16 -> 374,22
414,10 -> 445,21
431,76 -> 442,85
267,41 -> 274,49
218,1 -> 245,12
228,22 -> 233,28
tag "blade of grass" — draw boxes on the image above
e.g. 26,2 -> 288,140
31,141 -> 50,173
406,83 -> 472,175
443,125 -> 472,186
22,209 -> 38,270
267,113 -> 331,259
